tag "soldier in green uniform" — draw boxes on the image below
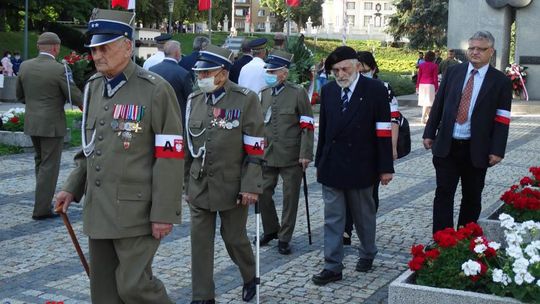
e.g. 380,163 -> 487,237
257,50 -> 314,254
185,44 -> 264,303
55,9 -> 184,303
16,32 -> 83,220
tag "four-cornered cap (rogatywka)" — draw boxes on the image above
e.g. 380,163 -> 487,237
264,50 -> 293,71
248,38 -> 268,51
192,44 -> 234,71
324,46 -> 358,73
37,32 -> 61,45
155,33 -> 173,43
85,8 -> 135,48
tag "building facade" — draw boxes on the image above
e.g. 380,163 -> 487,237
232,0 -> 278,32
321,0 -> 395,39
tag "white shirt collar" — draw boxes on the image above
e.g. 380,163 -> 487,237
163,57 -> 179,64
39,52 -> 56,59
467,62 -> 489,77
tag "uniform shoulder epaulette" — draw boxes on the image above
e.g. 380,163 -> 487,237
137,69 -> 160,84
188,90 -> 204,99
260,86 -> 271,92
286,82 -> 303,90
231,85 -> 252,95
87,72 -> 103,82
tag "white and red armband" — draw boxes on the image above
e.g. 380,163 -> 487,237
376,122 -> 392,137
299,115 -> 315,130
243,135 -> 264,155
390,99 -> 400,119
494,109 -> 511,125
155,134 -> 184,159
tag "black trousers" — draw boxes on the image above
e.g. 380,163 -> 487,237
432,139 -> 487,234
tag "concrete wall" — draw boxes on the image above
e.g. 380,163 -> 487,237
448,0 -> 512,70
515,1 -> 540,100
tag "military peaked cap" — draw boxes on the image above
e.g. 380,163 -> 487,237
155,33 -> 172,43
249,38 -> 268,50
264,50 -> 293,71
193,44 -> 234,71
85,8 -> 135,47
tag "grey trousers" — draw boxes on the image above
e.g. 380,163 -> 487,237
89,236 -> 173,304
322,185 -> 378,273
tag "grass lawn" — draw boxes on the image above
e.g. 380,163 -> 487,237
0,31 -> 73,59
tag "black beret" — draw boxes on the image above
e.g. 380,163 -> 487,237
155,33 -> 173,42
324,46 -> 357,72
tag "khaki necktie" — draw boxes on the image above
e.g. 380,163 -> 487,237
456,69 -> 477,124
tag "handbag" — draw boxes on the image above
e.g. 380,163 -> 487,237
396,113 -> 411,159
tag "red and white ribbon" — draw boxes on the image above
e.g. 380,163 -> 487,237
243,135 -> 264,155
511,65 -> 528,101
155,134 -> 185,159
494,109 -> 511,125
299,115 -> 315,130
376,122 -> 392,137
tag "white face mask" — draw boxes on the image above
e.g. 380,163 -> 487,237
14,56 -> 20,60
361,71 -> 373,78
197,76 -> 218,93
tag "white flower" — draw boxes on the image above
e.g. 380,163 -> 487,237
525,242 -> 539,259
492,268 -> 511,286
524,272 -> 535,284
505,231 -> 523,245
515,273 -> 524,285
488,241 -> 501,250
506,244 -> 524,259
499,213 -> 515,230
513,257 -> 530,274
474,244 -> 487,254
462,260 -> 481,276
537,279 -> 540,287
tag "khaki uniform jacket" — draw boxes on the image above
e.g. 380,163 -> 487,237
63,62 -> 184,239
185,80 -> 264,212
16,53 -> 83,137
260,82 -> 314,167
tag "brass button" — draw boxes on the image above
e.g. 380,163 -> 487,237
99,119 -> 105,126
95,165 -> 101,171
96,150 -> 102,156
98,135 -> 103,141
104,105 -> 109,111
137,192 -> 142,198
95,180 -> 101,186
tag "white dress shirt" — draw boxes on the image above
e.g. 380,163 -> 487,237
142,51 -> 165,70
452,62 -> 489,139
238,57 -> 266,94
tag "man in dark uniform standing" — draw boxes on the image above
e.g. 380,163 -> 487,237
229,39 -> 252,84
55,8 -> 184,303
16,32 -> 82,220
258,50 -> 314,255
185,44 -> 263,303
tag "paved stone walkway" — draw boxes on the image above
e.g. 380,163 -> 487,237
0,107 -> 539,304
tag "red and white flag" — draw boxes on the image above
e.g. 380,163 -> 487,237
112,0 -> 136,10
198,0 -> 211,11
243,135 -> 264,155
155,135 -> 185,159
494,109 -> 511,125
286,0 -> 300,7
246,8 -> 251,24
376,122 -> 392,137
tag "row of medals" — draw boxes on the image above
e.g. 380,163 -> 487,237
111,104 -> 144,150
210,107 -> 240,130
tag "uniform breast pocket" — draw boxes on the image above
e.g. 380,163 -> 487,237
116,183 -> 152,228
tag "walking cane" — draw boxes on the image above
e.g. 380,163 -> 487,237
303,172 -> 313,245
55,205 -> 90,277
255,199 -> 261,304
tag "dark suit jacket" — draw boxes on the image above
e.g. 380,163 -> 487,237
150,58 -> 193,117
315,76 -> 394,189
423,63 -> 512,168
179,51 -> 199,79
229,54 -> 253,83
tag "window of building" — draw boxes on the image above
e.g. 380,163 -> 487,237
384,15 -> 391,25
364,2 -> 373,10
384,2 -> 392,10
258,9 -> 265,17
236,0 -> 248,3
269,12 -> 276,17
347,15 -> 355,26
346,2 -> 355,9
257,23 -> 265,30
363,15 -> 372,26
235,9 -> 246,16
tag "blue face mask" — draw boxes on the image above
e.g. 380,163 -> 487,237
265,73 -> 279,87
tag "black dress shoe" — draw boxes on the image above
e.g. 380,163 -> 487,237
253,232 -> 278,246
278,241 -> 291,255
242,278 -> 256,302
356,258 -> 374,272
191,300 -> 215,304
32,213 -> 60,220
312,269 -> 342,286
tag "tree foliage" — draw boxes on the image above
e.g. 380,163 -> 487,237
260,0 -> 323,31
387,0 -> 448,50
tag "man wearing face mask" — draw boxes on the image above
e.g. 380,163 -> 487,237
185,44 -> 264,303
11,51 -> 23,75
257,50 -> 314,255
312,46 -> 394,285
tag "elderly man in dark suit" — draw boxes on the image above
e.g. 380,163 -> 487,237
150,40 -> 193,117
312,46 -> 394,285
180,36 -> 210,80
229,39 -> 252,84
423,30 -> 512,234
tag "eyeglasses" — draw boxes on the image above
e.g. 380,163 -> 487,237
467,47 -> 491,53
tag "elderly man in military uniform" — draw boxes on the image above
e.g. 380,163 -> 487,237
16,32 -> 83,220
185,44 -> 264,303
238,38 -> 268,94
257,50 -> 314,255
55,9 -> 184,303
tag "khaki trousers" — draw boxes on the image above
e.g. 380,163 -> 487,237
31,136 -> 63,217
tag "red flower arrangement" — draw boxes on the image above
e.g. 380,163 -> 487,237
500,166 -> 540,222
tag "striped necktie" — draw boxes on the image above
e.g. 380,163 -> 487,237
341,87 -> 350,112
456,69 -> 477,124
